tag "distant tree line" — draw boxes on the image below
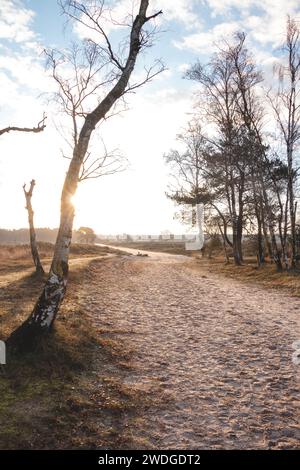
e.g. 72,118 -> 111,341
166,18 -> 300,271
0,227 -> 96,245
0,228 -> 58,244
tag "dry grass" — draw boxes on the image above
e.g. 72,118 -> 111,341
194,256 -> 300,297
0,244 -> 147,450
0,241 -> 122,261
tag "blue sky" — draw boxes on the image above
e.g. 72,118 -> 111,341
0,0 -> 300,235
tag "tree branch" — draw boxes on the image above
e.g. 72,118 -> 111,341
0,115 -> 47,137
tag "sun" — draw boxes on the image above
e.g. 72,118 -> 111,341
70,192 -> 80,209
69,187 -> 100,232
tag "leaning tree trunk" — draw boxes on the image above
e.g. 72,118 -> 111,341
256,152 -> 283,270
7,0 -> 161,352
218,222 -> 230,264
262,190 -> 282,271
262,188 -> 282,271
23,180 -> 44,276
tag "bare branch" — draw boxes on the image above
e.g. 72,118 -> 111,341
23,179 -> 36,199
0,114 -> 47,136
78,141 -> 128,181
125,60 -> 166,94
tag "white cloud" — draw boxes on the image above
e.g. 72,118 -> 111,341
177,63 -> 190,73
0,1 -> 54,114
73,0 -> 202,41
202,0 -> 255,16
175,21 -> 241,54
245,12 -> 287,48
203,0 -> 300,17
201,0 -> 300,47
150,0 -> 202,28
0,71 -> 18,107
0,55 -> 53,93
0,0 -> 35,43
174,0 -> 300,65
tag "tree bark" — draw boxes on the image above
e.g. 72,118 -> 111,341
23,180 -> 44,276
231,187 -> 242,266
237,181 -> 244,263
256,219 -> 265,267
232,219 -> 242,265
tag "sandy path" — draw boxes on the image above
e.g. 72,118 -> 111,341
83,251 -> 300,449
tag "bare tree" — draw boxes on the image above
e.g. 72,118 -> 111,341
8,0 -> 163,351
268,17 -> 300,268
186,32 -> 288,270
186,50 -> 247,265
0,115 -> 46,136
23,180 -> 45,276
165,123 -> 233,260
165,123 -> 212,205
227,32 -> 284,269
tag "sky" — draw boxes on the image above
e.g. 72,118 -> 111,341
0,0 -> 300,235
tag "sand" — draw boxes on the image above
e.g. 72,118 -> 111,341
81,250 -> 300,449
